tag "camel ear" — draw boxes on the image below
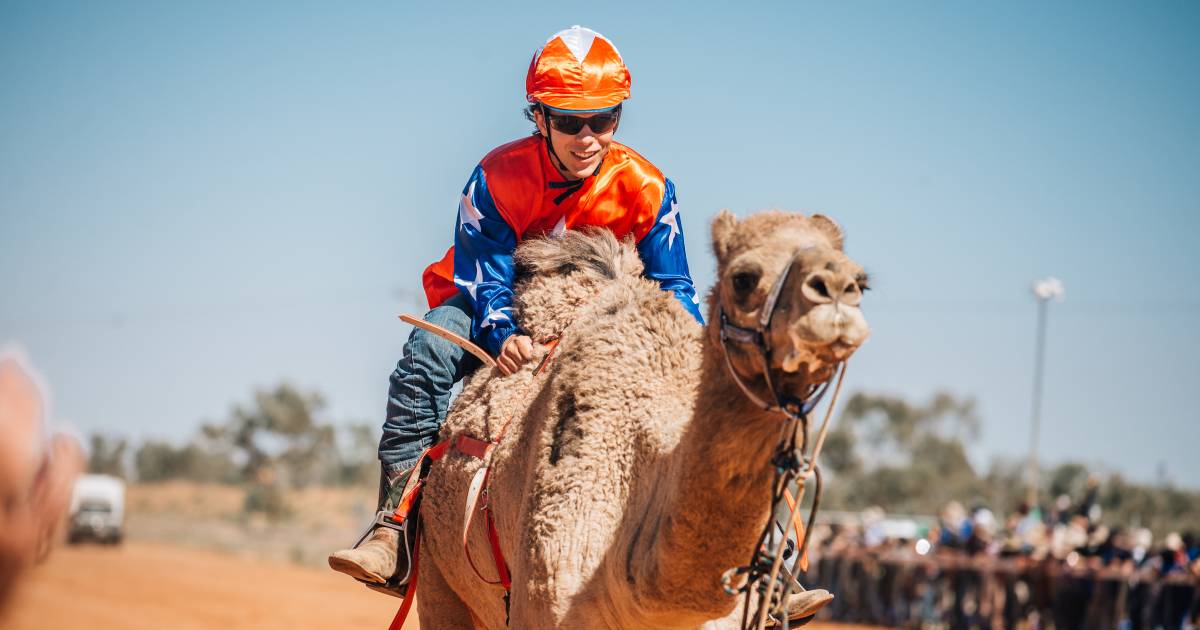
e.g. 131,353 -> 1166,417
711,210 -> 738,260
810,214 -> 844,250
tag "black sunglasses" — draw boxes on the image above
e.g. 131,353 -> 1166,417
544,107 -> 621,135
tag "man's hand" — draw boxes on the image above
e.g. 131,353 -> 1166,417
497,334 -> 534,376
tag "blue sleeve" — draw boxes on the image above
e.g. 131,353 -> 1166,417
453,166 -> 520,356
636,178 -> 705,324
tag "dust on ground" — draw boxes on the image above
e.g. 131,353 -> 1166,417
3,482 -> 878,629
2,541 -> 414,630
122,481 -> 378,567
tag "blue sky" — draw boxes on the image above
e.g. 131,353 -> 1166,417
2,1 -> 1197,486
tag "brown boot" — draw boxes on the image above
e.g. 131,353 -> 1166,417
328,467 -> 413,591
328,524 -> 400,584
767,588 -> 834,627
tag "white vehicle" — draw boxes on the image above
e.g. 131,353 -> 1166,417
68,474 -> 125,544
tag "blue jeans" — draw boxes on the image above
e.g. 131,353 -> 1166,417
378,293 -> 481,473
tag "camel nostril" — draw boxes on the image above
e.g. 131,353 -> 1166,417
801,275 -> 834,303
811,277 -> 830,300
841,281 -> 863,306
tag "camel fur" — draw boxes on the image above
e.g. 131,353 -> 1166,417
417,210 -> 870,629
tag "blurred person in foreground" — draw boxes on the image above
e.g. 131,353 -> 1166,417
0,347 -> 83,612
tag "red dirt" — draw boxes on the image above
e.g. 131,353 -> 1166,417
3,542 -> 414,630
2,541 -> 872,629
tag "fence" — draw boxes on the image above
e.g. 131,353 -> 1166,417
807,549 -> 1198,629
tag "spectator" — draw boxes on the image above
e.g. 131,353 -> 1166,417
0,347 -> 83,612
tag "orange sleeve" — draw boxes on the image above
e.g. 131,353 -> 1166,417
421,247 -> 458,309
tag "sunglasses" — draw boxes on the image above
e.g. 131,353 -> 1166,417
544,107 -> 621,135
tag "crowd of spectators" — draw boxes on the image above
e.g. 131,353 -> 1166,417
804,479 -> 1200,628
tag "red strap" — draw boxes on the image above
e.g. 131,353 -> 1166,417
455,434 -> 494,460
485,506 -> 511,590
388,440 -> 453,523
391,480 -> 424,524
387,526 -> 420,630
425,439 -> 451,461
463,466 -> 508,587
532,338 -> 560,376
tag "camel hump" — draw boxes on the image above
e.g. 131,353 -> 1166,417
512,228 -> 645,340
514,227 -> 642,283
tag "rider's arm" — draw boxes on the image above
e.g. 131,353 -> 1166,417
637,178 -> 705,324
453,166 -> 520,357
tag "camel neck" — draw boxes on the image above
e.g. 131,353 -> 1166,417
631,328 -> 792,621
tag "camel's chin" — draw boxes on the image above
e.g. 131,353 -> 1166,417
775,348 -> 834,381
775,338 -> 863,385
824,339 -> 863,362
770,364 -> 838,402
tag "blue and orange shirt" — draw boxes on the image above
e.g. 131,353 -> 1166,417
422,135 -> 703,356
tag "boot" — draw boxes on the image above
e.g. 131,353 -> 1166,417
328,524 -> 401,584
328,468 -> 413,592
767,588 -> 834,628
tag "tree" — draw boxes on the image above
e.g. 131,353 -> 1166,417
822,391 -> 984,514
338,423 -> 381,486
87,433 -> 127,478
133,439 -> 237,483
225,383 -> 340,487
134,440 -> 181,481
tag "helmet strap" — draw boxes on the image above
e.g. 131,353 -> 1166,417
539,104 -> 570,177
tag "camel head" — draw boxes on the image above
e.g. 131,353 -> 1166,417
709,210 -> 870,394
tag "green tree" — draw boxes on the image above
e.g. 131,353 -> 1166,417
226,383 -> 339,487
134,439 -> 237,483
87,433 -> 128,478
338,423 -> 381,486
822,391 -> 983,514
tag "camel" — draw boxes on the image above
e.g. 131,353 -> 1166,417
415,209 -> 871,629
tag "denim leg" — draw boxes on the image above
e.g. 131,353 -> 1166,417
378,293 -> 480,473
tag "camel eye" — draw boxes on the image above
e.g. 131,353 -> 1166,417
731,270 -> 759,296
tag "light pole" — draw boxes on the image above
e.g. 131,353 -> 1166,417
1028,277 -> 1064,508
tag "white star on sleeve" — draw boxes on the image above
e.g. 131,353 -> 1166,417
458,180 -> 483,233
480,305 -> 512,330
551,215 -> 566,237
454,260 -> 483,301
659,200 -> 680,250
692,291 -> 701,305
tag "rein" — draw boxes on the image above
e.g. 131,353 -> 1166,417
716,250 -> 849,630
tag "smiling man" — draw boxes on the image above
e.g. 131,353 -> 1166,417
329,25 -> 703,592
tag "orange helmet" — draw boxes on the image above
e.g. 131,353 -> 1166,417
525,26 -> 630,113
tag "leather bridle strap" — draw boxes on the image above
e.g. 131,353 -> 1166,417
714,248 -> 853,630
718,249 -> 835,419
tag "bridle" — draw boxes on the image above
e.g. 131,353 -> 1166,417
716,249 -> 849,630
717,249 -> 836,421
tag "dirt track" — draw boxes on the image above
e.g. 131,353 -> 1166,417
2,542 -> 865,629
2,542 -> 415,630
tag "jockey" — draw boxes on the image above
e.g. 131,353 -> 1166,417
328,25 -> 703,592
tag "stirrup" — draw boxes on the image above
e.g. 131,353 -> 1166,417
352,510 -> 417,599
